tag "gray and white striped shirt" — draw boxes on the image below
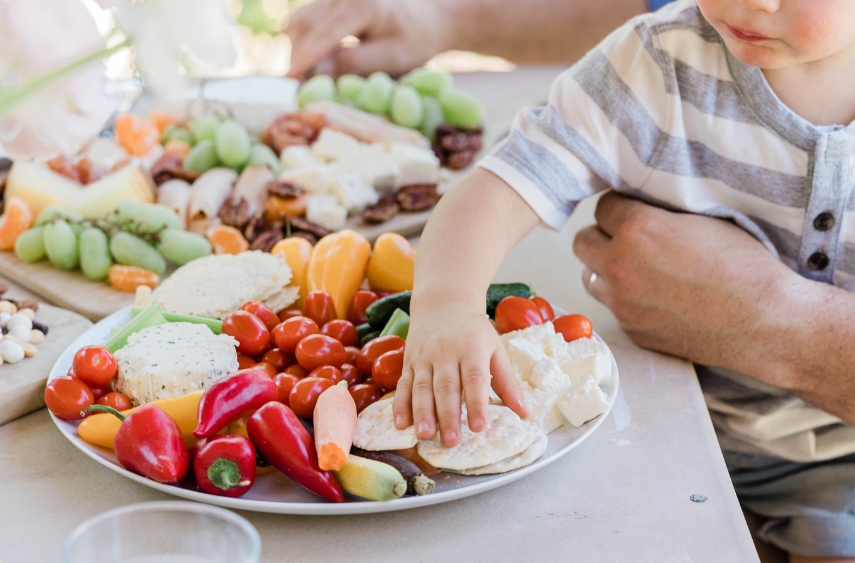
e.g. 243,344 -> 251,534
478,0 -> 855,462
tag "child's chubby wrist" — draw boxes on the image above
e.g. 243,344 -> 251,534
410,285 -> 487,318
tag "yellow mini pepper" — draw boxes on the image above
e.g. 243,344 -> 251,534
306,229 -> 371,319
271,237 -> 314,309
366,233 -> 415,293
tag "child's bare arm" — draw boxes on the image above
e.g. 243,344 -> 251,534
392,168 -> 539,447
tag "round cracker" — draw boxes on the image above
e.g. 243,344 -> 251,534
353,399 -> 418,451
463,429 -> 548,475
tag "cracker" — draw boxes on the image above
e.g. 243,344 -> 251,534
353,399 -> 418,451
463,429 -> 547,475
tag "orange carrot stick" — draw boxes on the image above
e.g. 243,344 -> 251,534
313,381 -> 357,471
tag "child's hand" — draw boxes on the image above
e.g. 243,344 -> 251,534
392,301 -> 528,447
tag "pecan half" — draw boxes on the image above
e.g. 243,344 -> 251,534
433,124 -> 483,170
362,193 -> 401,223
289,231 -> 318,245
266,180 -> 304,199
249,229 -> 284,252
150,153 -> 200,185
218,197 -> 250,228
397,184 -> 440,211
289,216 -> 332,239
243,211 -> 268,243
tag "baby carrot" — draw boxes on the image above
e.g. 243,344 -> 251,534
313,381 -> 357,471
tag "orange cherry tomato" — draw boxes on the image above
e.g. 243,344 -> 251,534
272,316 -> 319,353
295,334 -> 346,371
283,364 -> 309,378
289,377 -> 334,418
45,376 -> 94,420
303,291 -> 337,327
236,353 -> 257,370
347,290 -> 378,325
223,311 -> 271,355
529,296 -> 555,321
97,392 -> 132,411
340,363 -> 361,387
252,362 -> 278,378
321,319 -> 359,347
72,346 -> 118,386
88,381 -> 113,402
553,314 -> 593,342
273,372 -> 301,404
241,300 -> 280,332
261,348 -> 296,372
372,349 -> 404,390
308,365 -> 343,383
348,383 -> 383,414
344,346 -> 359,365
356,335 -> 405,375
494,296 -> 544,334
277,308 -> 304,323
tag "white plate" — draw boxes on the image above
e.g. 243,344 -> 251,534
48,306 -> 619,515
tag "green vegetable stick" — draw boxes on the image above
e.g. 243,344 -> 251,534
104,304 -> 168,353
379,308 -> 410,341
131,307 -> 223,334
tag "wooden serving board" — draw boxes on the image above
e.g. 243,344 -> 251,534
0,302 -> 92,426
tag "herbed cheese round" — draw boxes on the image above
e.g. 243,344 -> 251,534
114,322 -> 239,406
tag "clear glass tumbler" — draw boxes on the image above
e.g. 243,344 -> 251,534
63,501 -> 262,563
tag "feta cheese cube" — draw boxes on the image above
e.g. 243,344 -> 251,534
311,129 -> 361,162
556,376 -> 610,427
522,386 -> 564,435
359,150 -> 400,192
528,358 -> 573,394
390,142 -> 440,187
504,337 -> 549,382
329,173 -> 379,214
549,336 -> 613,385
501,321 -> 557,348
305,194 -> 347,230
280,145 -> 318,170
279,164 -> 332,194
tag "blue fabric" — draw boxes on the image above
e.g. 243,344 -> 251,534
648,0 -> 675,11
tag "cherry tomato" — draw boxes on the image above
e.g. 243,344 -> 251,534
278,308 -> 303,323
321,319 -> 358,347
97,392 -> 132,411
347,290 -> 378,325
303,291 -> 337,328
308,365 -> 343,383
45,376 -> 94,420
494,296 -> 544,334
236,353 -> 256,370
72,346 -> 118,386
273,372 -> 301,404
375,291 -> 395,299
340,363 -> 361,387
261,348 -> 296,372
283,364 -> 309,378
223,311 -> 271,355
289,377 -> 334,418
295,334 -> 346,370
272,316 -> 319,353
530,296 -> 555,321
241,300 -> 279,332
372,350 -> 404,390
356,335 -> 405,375
553,314 -> 593,342
344,346 -> 359,365
348,383 -> 383,414
252,362 -> 278,379
88,381 -> 113,402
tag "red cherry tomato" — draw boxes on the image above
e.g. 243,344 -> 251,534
321,319 -> 359,347
252,362 -> 278,379
88,382 -> 113,402
347,290 -> 378,325
308,365 -> 343,383
273,372 -> 301,404
289,377 -> 334,418
272,316 -> 319,353
356,335 -> 405,375
72,346 -> 118,386
278,308 -> 304,322
236,353 -> 256,370
375,290 -> 395,299
340,363 -> 361,387
494,296 -> 544,334
372,350 -> 404,390
344,346 -> 359,365
303,291 -> 337,327
283,364 -> 309,378
261,348 -> 296,372
553,314 -> 593,342
295,334 -> 346,370
241,300 -> 280,332
223,311 -> 271,355
529,296 -> 555,321
45,376 -> 94,420
97,392 -> 132,411
348,383 -> 383,414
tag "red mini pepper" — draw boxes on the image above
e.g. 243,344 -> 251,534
247,402 -> 344,503
83,404 -> 189,484
194,368 -> 278,439
191,435 -> 256,498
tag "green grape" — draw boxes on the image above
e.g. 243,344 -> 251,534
438,87 -> 485,128
390,85 -> 425,129
183,139 -> 221,173
408,71 -> 453,97
110,232 -> 166,276
400,68 -> 428,86
43,220 -> 79,271
111,201 -> 144,224
337,74 -> 366,102
215,121 -> 252,169
161,124 -> 182,144
247,143 -> 281,174
132,204 -> 182,233
70,222 -> 85,237
420,96 -> 445,140
190,115 -> 221,144
79,227 -> 112,281
357,72 -> 395,115
298,75 -> 336,108
156,228 -> 212,265
14,227 -> 46,263
35,205 -> 83,226
169,128 -> 193,145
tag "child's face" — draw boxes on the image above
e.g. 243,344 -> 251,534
697,0 -> 855,69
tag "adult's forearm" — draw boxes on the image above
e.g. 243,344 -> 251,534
438,0 -> 648,64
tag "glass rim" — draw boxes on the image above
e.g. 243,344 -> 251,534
62,500 -> 262,563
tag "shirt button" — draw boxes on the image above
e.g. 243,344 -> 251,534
807,251 -> 829,271
813,212 -> 835,231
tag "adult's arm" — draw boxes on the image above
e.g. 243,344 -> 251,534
573,192 -> 855,425
287,0 -> 648,77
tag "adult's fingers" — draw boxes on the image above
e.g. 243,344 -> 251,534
285,0 -> 332,46
572,225 -> 613,277
392,366 -> 414,429
411,366 -> 437,440
490,347 -> 528,419
581,266 -> 613,305
594,191 -> 656,238
432,362 -> 462,447
460,350 -> 491,433
287,5 -> 369,78
332,38 -> 426,77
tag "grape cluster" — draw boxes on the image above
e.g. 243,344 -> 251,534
14,203 -> 212,280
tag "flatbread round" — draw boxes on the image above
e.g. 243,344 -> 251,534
463,429 -> 547,475
417,405 -> 536,471
353,399 -> 418,451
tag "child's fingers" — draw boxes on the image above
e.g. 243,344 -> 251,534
432,362 -> 463,447
490,347 -> 528,419
411,366 -> 438,440
392,366 -> 415,429
460,350 -> 491,432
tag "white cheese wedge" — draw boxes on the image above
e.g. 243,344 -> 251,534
357,144 -> 400,192
390,142 -> 440,187
549,335 -> 613,385
280,145 -> 318,170
305,194 -> 347,230
279,164 -> 332,194
311,128 -> 362,162
501,321 -> 556,348
505,337 -> 550,382
528,357 -> 574,394
556,376 -> 610,427
329,173 -> 379,214
521,384 -> 564,435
